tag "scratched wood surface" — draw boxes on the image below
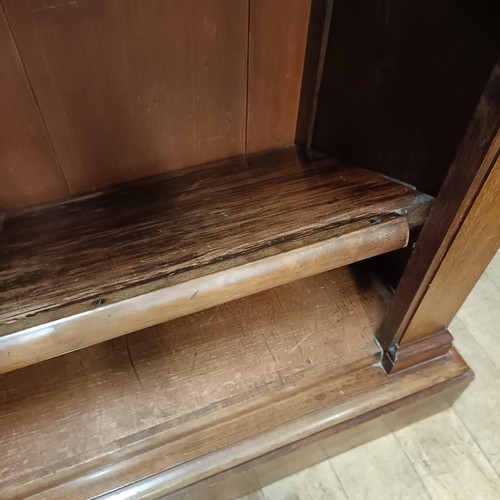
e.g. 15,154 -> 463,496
234,253 -> 500,500
0,147 -> 429,336
0,265 -> 388,498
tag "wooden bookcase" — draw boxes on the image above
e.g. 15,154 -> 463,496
0,1 -> 499,498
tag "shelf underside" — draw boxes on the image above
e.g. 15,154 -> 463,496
0,147 -> 431,373
0,265 -> 470,499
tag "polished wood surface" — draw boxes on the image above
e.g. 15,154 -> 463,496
0,4 -> 496,497
0,147 -> 423,328
384,330 -> 454,374
167,359 -> 472,500
246,0 -> 311,153
402,152 -> 500,344
103,349 -> 470,500
377,62 -> 500,351
0,266 -> 472,499
0,214 -> 406,375
308,0 -> 500,196
101,350 -> 471,499
231,255 -> 500,500
0,266 -> 387,498
0,147 -> 432,373
0,6 -> 69,208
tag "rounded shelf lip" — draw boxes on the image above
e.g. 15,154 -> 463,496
0,146 -> 430,372
0,215 -> 407,374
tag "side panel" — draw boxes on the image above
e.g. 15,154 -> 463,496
307,0 -> 500,195
377,61 -> 500,362
402,154 -> 500,344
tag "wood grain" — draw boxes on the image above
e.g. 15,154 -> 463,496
167,376 -> 472,500
0,266 -> 471,499
84,350 -> 471,499
401,153 -> 500,344
377,61 -> 500,351
295,0 -> 334,147
0,5 -> 69,208
384,330 -> 454,373
0,214 -> 407,374
2,0 -> 248,195
231,270 -> 499,500
246,0 -> 311,153
0,266 -> 386,499
0,147 -> 431,373
310,0 -> 500,196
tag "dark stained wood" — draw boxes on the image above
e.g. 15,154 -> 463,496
377,61 -> 500,351
1,5 -> 495,495
369,226 -> 425,291
0,147 -> 432,373
0,213 -> 407,375
2,0 -> 248,196
164,357 -> 473,500
295,0 -> 334,147
0,266 -> 386,499
402,153 -> 500,344
246,0 -> 311,153
311,0 -> 500,196
0,5 -> 69,208
100,349 -> 470,500
383,330 -> 454,373
0,267 -> 471,499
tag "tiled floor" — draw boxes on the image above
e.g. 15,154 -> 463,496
241,251 -> 500,500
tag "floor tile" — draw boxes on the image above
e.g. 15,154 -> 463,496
456,272 -> 500,371
449,318 -> 500,476
330,432 -> 431,500
392,407 -> 500,500
260,460 -> 348,500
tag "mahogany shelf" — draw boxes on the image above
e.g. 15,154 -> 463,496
0,147 -> 431,373
0,264 -> 469,499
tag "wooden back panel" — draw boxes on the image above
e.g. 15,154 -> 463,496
0,7 -> 69,208
0,0 -> 311,209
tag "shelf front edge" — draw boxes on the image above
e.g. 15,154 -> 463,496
0,215 -> 408,374
26,348 -> 470,500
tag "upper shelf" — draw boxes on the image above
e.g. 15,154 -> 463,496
0,147 -> 432,373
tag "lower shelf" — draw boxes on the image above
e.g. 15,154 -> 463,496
0,265 -> 469,499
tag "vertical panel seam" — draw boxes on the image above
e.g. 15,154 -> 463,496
244,0 -> 251,154
0,1 -> 71,195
